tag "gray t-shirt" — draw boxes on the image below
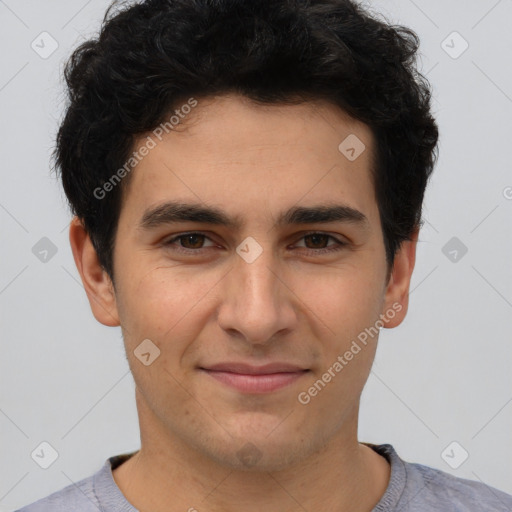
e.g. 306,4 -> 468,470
14,443 -> 512,511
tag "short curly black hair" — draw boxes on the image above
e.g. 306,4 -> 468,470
55,0 -> 439,280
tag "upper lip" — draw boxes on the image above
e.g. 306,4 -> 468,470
200,362 -> 309,375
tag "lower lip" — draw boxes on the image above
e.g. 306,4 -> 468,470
201,369 -> 308,393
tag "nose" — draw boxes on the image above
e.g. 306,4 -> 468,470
216,240 -> 298,346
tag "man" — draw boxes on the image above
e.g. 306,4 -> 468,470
17,0 -> 512,510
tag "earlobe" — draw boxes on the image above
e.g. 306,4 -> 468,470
69,217 -> 120,327
381,227 -> 419,329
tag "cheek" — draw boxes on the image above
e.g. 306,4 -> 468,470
116,264 -> 220,350
289,260 -> 384,343
294,268 -> 382,412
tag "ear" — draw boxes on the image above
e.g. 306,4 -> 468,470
69,217 -> 120,327
381,226 -> 419,329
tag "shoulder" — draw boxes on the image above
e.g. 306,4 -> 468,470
13,473 -> 99,512
371,443 -> 512,511
13,453 -> 136,512
408,461 -> 512,511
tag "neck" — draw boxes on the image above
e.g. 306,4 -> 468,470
113,390 -> 390,512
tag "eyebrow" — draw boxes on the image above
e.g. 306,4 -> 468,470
139,201 -> 369,231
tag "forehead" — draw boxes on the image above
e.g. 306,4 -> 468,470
120,94 -> 378,227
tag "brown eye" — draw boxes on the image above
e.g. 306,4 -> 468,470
163,232 -> 216,254
294,232 -> 346,255
178,233 -> 206,249
303,233 -> 330,249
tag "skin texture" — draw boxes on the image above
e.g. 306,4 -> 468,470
70,93 -> 418,511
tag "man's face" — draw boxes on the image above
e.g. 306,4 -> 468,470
106,94 -> 404,470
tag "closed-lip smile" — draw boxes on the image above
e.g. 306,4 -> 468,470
199,362 -> 310,393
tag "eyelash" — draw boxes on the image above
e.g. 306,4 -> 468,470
162,231 -> 347,256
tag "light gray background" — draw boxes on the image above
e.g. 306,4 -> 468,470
1,0 -> 511,510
